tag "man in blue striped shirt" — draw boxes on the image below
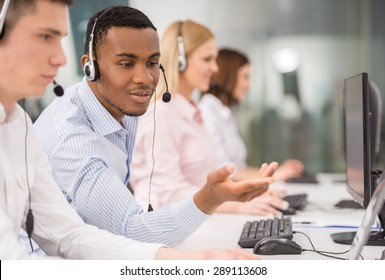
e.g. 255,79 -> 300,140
34,6 -> 277,248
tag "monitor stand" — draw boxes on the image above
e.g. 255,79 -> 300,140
331,208 -> 385,245
331,230 -> 385,245
334,199 -> 363,209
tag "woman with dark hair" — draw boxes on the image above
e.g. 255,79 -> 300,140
201,48 -> 304,182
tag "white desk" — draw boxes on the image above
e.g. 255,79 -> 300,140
176,174 -> 385,260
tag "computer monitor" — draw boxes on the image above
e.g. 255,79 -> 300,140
345,73 -> 382,207
331,72 -> 385,245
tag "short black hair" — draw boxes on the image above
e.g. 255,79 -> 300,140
84,5 -> 157,56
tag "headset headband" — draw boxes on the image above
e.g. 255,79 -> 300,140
177,21 -> 187,72
0,0 -> 11,35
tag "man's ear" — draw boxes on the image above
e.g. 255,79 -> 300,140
81,54 -> 90,69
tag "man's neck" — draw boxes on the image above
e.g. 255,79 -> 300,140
0,94 -> 15,112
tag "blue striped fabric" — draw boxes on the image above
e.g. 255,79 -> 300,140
33,78 -> 209,247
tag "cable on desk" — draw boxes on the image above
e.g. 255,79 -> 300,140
294,231 -> 363,260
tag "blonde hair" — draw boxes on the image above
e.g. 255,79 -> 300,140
156,19 -> 215,100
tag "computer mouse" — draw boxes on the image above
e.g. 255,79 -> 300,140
280,206 -> 297,215
253,237 -> 303,255
285,170 -> 318,184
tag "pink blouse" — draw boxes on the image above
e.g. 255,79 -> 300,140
130,94 -> 218,209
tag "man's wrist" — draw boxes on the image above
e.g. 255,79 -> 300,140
193,187 -> 220,214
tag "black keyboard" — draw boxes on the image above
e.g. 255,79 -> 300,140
285,172 -> 318,184
238,217 -> 294,248
283,193 -> 308,210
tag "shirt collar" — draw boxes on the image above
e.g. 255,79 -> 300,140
205,94 -> 232,120
0,101 -> 18,125
78,77 -> 135,136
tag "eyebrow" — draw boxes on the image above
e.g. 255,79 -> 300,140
38,27 -> 67,37
115,52 -> 161,59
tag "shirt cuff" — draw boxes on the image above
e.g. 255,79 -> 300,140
169,197 -> 210,232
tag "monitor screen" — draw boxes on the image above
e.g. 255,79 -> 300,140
344,72 -> 372,207
331,72 -> 385,245
344,72 -> 382,207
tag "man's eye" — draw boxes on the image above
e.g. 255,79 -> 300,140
148,61 -> 159,67
40,34 -> 51,41
121,62 -> 133,68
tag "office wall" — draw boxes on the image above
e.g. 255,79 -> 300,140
131,0 -> 385,173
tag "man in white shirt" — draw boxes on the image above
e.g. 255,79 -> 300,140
0,0 -> 274,260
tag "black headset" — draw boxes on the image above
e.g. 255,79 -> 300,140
0,0 -> 10,40
177,21 -> 187,72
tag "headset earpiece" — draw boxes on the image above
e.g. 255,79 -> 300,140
83,58 -> 99,82
177,21 -> 187,72
83,31 -> 99,81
